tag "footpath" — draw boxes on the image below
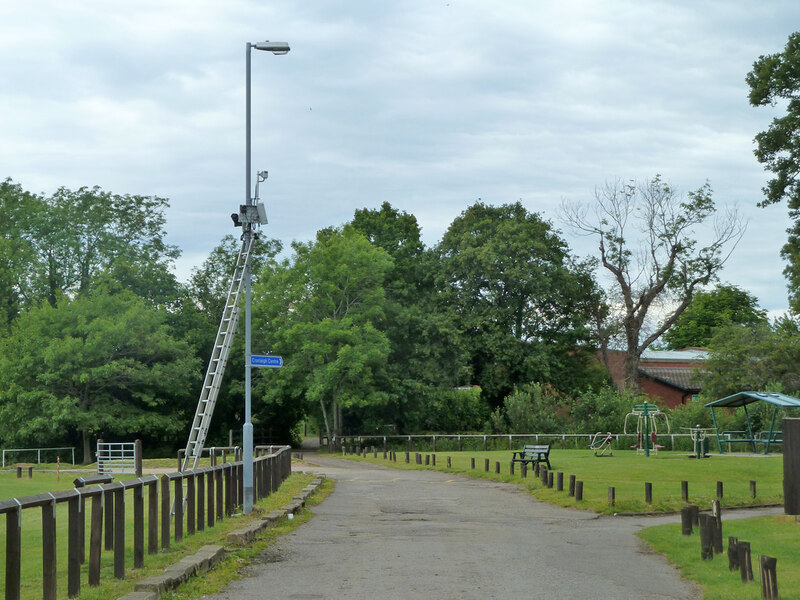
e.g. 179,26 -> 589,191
202,454 -> 783,600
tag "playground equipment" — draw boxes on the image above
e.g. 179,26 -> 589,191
682,425 -> 713,458
624,402 -> 670,457
588,432 -> 615,456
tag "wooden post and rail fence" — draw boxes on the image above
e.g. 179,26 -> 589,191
0,445 -> 291,600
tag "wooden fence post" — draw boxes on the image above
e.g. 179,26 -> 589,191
728,537 -> 739,571
750,480 -> 757,499
186,474 -> 195,536
484,458 -> 490,472
738,541 -> 753,582
133,484 -> 144,569
521,463 -> 527,478
699,514 -> 714,560
148,481 -> 158,555
42,498 -> 57,600
575,481 -> 583,501
784,418 -> 800,515
215,468 -> 224,520
197,471 -> 205,531
608,487 -> 615,507
760,555 -> 778,600
4,507 -> 26,598
645,482 -> 653,504
680,506 -> 693,535
556,472 -> 563,492
88,493 -> 102,586
569,475 -> 576,496
681,480 -> 689,503
711,500 -> 723,554
174,476 -> 184,542
160,476 -> 170,550
135,439 -> 143,477
716,481 -> 724,499
207,468 -> 215,527
114,486 -> 125,579
68,495 -> 81,597
104,488 -> 114,551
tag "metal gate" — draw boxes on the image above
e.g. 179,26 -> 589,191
96,441 -> 139,475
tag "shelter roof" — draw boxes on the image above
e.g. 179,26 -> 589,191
638,366 -> 701,392
704,391 -> 800,409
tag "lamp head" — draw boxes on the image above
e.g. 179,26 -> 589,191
252,41 -> 290,55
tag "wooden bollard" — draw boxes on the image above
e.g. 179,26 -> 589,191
760,555 -> 778,600
689,504 -> 699,527
425,455 -> 430,466
681,480 -> 689,503
699,514 -> 714,560
569,474 -> 576,496
534,464 -> 540,478
575,480 -> 583,501
556,472 -> 563,492
484,458 -> 490,472
495,461 -> 500,474
383,451 -> 387,459
608,486 -> 615,506
680,506 -> 693,535
471,457 -> 476,469
417,453 -> 422,465
728,537 -> 739,571
750,480 -> 757,499
521,463 -> 527,478
738,541 -> 753,582
373,447 -> 377,458
432,454 -> 436,466
540,467 -> 548,483
711,499 -> 723,554
547,471 -> 553,488
509,461 -> 514,475
645,482 -> 653,504
447,456 -> 451,468
405,452 -> 410,463
716,480 -> 723,499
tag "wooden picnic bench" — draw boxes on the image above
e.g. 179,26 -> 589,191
511,444 -> 551,470
15,463 -> 34,478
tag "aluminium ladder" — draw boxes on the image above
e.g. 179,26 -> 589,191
180,235 -> 256,472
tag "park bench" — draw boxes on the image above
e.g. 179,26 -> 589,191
511,444 -> 551,470
15,463 -> 34,478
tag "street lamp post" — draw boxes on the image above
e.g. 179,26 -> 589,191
243,40 -> 289,514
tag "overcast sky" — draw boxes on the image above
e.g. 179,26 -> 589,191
1,1 -> 798,316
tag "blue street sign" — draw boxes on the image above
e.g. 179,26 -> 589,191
250,355 -> 283,368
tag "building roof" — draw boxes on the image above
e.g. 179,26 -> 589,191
640,349 -> 709,362
704,391 -> 800,409
638,366 -> 702,392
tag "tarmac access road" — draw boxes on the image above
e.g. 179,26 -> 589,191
206,455 -> 779,600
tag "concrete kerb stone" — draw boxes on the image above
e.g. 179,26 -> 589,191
117,592 -> 158,600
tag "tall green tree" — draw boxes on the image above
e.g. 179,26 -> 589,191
0,285 -> 199,463
662,284 -> 768,349
438,201 -> 601,406
0,179 -> 37,329
747,32 -> 800,310
562,176 -> 745,391
0,180 -> 181,309
696,320 -> 800,401
254,226 -> 393,441
350,202 -> 468,432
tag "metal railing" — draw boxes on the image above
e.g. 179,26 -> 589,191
2,447 -> 76,467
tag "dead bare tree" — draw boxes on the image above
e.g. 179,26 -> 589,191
562,175 -> 746,390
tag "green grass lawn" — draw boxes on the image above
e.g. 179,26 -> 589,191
0,462 -> 320,600
336,448 -> 784,513
639,515 -> 800,600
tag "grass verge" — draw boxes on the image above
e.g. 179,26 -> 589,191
333,448 -> 783,513
638,515 -> 800,600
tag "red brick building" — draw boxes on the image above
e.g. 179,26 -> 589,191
603,348 -> 708,409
